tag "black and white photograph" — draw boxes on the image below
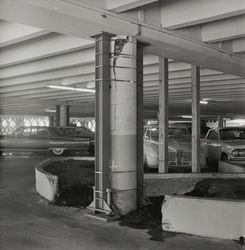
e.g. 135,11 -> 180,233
0,0 -> 245,249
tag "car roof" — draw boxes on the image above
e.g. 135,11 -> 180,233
216,126 -> 245,130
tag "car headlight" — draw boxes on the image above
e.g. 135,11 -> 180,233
232,149 -> 241,157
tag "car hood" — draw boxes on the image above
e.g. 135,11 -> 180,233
222,140 -> 245,148
168,137 -> 191,152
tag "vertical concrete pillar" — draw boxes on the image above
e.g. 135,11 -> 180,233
136,43 -> 144,204
55,105 -> 60,127
158,57 -> 169,173
0,116 -> 3,135
59,105 -> 69,127
110,36 -> 137,214
49,116 -> 54,127
218,115 -> 223,128
191,65 -> 201,173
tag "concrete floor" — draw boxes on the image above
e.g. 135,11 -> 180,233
0,154 -> 243,250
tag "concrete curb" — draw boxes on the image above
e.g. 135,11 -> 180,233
35,156 -> 94,202
162,195 -> 245,240
144,172 -> 245,197
219,160 -> 245,173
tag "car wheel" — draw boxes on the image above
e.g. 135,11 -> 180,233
88,146 -> 95,156
52,148 -> 65,156
205,157 -> 209,166
221,153 -> 228,160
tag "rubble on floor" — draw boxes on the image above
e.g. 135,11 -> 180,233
185,178 -> 245,199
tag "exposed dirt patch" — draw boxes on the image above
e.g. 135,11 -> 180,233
45,160 -> 94,208
119,196 -> 175,241
233,237 -> 245,246
185,178 -> 245,199
119,196 -> 164,230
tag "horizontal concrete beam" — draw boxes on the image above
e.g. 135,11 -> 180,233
0,49 -> 95,79
202,15 -> 245,43
0,67 -> 94,87
0,33 -> 94,67
107,0 -> 158,12
161,0 -> 245,29
233,38 -> 245,53
0,20 -> 49,47
0,0 -> 244,77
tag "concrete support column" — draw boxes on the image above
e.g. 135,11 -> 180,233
191,65 -> 201,173
55,105 -> 60,127
218,115 -> 223,128
59,105 -> 70,127
0,117 -> 3,135
49,116 -> 54,127
158,57 -> 169,173
136,43 -> 144,204
110,36 -> 137,214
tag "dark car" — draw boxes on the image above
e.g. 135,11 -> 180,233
57,126 -> 94,138
0,126 -> 94,156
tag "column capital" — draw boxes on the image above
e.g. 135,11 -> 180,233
90,32 -> 115,40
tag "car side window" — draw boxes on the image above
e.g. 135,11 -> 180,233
13,127 -> 25,136
30,128 -> 38,136
207,130 -> 219,140
35,128 -> 49,137
22,127 -> 31,136
144,128 -> 150,138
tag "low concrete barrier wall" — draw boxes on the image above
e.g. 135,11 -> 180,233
35,159 -> 59,202
162,195 -> 245,240
145,172 -> 245,196
219,160 -> 245,173
35,157 -> 94,202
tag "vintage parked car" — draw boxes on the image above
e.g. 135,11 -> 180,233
203,126 -> 245,162
0,126 -> 95,156
144,125 -> 192,168
57,126 -> 94,139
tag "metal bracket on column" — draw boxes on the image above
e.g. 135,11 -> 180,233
87,186 -> 112,215
86,32 -> 115,218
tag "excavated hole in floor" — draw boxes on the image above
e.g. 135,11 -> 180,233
44,160 -> 245,242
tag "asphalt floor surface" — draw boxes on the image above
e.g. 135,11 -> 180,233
0,154 -> 243,250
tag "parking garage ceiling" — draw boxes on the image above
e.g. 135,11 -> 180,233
0,0 -> 245,118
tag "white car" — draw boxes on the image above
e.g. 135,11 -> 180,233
203,127 -> 245,162
144,125 -> 191,168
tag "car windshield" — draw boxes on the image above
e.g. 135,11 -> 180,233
221,128 -> 245,140
146,126 -> 189,141
48,127 -> 63,136
168,127 -> 189,138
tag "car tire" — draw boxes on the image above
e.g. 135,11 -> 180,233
205,157 -> 209,166
221,153 -> 228,160
51,148 -> 65,156
88,146 -> 94,156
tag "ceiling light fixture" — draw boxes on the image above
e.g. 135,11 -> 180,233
200,100 -> 208,105
45,109 -> 56,113
47,85 -> 95,93
182,115 -> 192,119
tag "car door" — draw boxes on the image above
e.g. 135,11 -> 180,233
28,127 -> 49,150
206,130 -> 221,160
7,127 -> 31,150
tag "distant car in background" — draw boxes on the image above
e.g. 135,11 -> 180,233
203,127 -> 245,162
144,125 -> 192,168
57,126 -> 94,139
0,126 -> 94,156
